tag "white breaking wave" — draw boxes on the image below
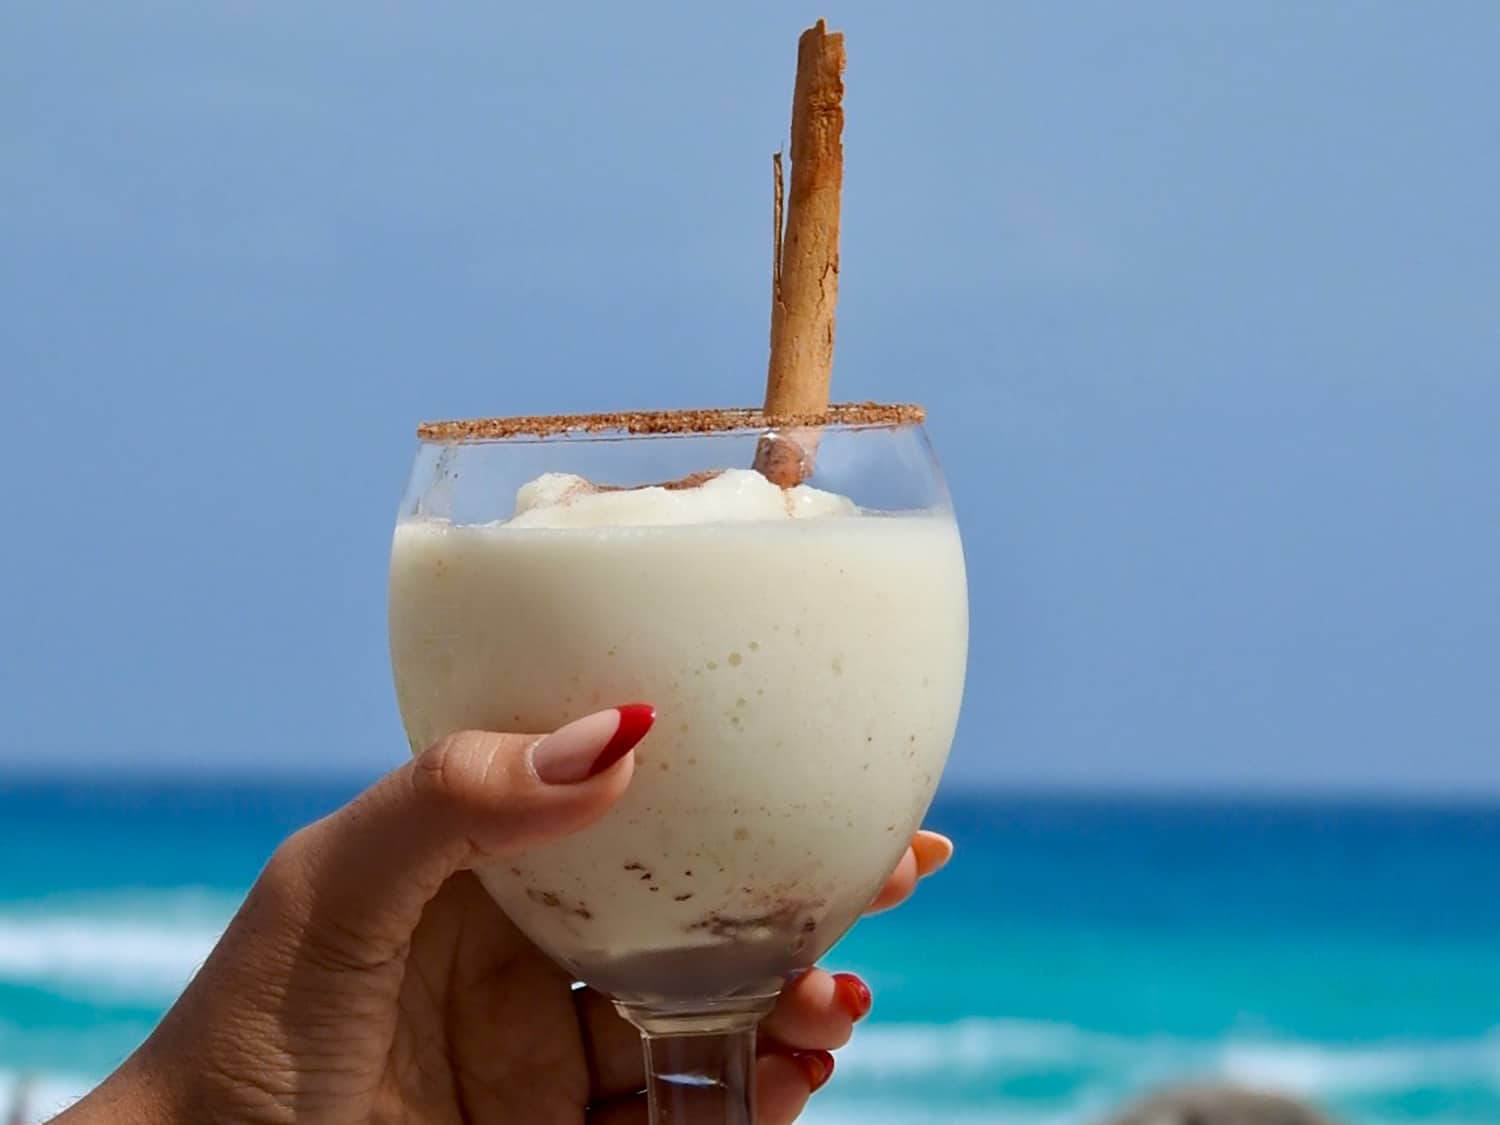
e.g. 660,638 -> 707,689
834,1017 -> 1140,1074
803,1019 -> 1500,1124
3,902 -> 1499,1123
0,890 -> 234,1002
833,1018 -> 1500,1095
6,1022 -> 1500,1125
1218,1035 -> 1500,1097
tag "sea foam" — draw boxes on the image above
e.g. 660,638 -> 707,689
4,901 -> 1499,1124
5,1019 -> 1500,1125
808,1019 -> 1500,1125
0,890 -> 232,1002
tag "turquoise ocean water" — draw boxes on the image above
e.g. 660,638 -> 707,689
2,781 -> 1497,1123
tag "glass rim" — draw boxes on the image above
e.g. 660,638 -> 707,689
415,401 -> 926,443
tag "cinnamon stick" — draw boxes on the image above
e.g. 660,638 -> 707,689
755,19 -> 846,486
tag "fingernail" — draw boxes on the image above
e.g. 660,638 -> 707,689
914,831 -> 955,877
531,704 -> 655,784
832,973 -> 873,1022
794,1049 -> 835,1092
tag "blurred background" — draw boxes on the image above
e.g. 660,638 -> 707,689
2,2 -> 1498,1122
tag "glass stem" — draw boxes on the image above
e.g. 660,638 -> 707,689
617,991 -> 779,1125
641,1025 -> 757,1125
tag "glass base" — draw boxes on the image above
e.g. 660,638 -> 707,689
617,989 -> 781,1125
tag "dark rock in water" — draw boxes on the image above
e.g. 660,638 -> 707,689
1107,1085 -> 1339,1125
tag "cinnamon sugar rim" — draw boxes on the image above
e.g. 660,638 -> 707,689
417,401 -> 925,442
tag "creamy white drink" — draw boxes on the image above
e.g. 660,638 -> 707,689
389,468 -> 967,999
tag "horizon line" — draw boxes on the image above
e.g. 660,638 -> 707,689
3,769 -> 1498,810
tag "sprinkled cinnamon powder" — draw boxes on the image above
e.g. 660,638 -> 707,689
594,470 -> 725,492
416,401 -> 923,443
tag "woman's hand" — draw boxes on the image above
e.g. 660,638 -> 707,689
56,706 -> 953,1125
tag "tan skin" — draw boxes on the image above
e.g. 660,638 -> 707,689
54,727 -> 952,1125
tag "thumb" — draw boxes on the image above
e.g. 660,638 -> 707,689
274,703 -> 654,966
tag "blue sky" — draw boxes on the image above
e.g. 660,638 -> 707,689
3,2 -> 1498,793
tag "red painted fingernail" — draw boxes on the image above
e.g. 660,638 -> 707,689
532,704 -> 655,784
832,973 -> 872,1022
589,703 -> 655,777
793,1049 -> 835,1092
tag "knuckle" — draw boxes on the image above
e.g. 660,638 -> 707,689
411,731 -> 501,809
260,827 -> 315,903
239,829 -> 321,944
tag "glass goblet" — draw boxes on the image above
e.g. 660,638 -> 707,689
388,404 -> 968,1124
